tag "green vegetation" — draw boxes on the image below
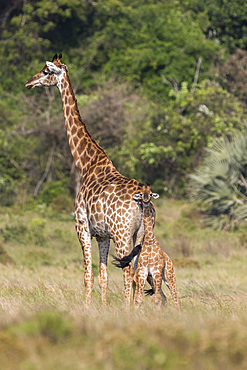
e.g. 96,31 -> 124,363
0,200 -> 247,368
188,132 -> 247,230
1,2 -> 247,367
1,0 -> 247,203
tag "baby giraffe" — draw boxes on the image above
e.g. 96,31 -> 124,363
113,185 -> 180,309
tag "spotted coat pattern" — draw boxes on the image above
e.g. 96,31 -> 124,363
25,54 -> 153,307
133,186 -> 180,309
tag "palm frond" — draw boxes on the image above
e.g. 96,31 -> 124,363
188,131 -> 247,229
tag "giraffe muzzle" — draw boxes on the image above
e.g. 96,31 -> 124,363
25,81 -> 36,89
25,76 -> 39,89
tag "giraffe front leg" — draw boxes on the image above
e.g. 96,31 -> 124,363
75,204 -> 93,308
79,232 -> 94,308
97,237 -> 110,307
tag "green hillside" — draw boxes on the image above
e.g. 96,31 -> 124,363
1,0 -> 247,203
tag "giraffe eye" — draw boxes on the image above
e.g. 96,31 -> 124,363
43,69 -> 52,76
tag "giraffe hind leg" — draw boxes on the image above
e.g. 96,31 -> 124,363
97,237 -> 110,307
162,264 -> 180,310
146,274 -> 167,305
111,243 -> 142,307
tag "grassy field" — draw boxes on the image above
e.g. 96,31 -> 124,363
0,199 -> 247,369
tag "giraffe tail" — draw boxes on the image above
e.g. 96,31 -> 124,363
111,244 -> 142,269
144,267 -> 167,298
144,288 -> 155,296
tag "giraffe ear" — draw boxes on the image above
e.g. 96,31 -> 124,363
133,193 -> 141,201
151,193 -> 159,199
46,61 -> 61,74
52,54 -> 58,62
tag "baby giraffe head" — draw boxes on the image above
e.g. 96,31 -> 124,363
25,53 -> 66,90
133,185 -> 159,208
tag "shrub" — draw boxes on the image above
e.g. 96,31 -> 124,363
0,218 -> 46,246
217,49 -> 247,103
50,195 -> 74,213
38,180 -> 70,206
0,243 -> 14,265
138,80 -> 246,195
188,133 -> 247,230
13,312 -> 72,344
0,223 -> 28,244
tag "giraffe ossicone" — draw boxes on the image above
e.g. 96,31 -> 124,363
25,54 -> 153,307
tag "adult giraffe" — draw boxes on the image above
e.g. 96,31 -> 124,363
25,54 -> 151,307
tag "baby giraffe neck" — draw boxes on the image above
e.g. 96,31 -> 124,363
143,205 -> 156,246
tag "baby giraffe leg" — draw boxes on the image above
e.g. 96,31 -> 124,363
152,269 -> 163,308
133,273 -> 138,306
163,254 -> 180,310
135,268 -> 148,308
130,266 -> 137,303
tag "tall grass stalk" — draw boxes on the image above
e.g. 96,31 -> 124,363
0,200 -> 247,369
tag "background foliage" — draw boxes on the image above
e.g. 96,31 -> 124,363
1,2 -> 247,363
1,0 -> 247,206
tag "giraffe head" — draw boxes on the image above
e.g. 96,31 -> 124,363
25,54 -> 66,90
133,185 -> 159,207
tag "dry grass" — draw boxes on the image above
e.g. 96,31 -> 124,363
0,200 -> 247,369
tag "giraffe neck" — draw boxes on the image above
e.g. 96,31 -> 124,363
143,205 -> 156,246
57,69 -> 114,176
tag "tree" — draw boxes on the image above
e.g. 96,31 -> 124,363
217,49 -> 247,104
73,0 -> 219,100
0,0 -> 246,205
188,133 -> 247,230
0,0 -> 90,91
189,0 -> 247,53
0,90 -> 76,204
137,80 -> 246,195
